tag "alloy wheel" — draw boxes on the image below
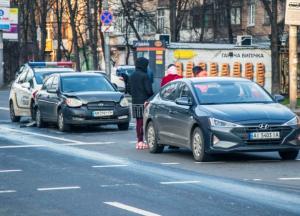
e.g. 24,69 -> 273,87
193,132 -> 202,157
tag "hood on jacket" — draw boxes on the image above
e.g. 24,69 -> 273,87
135,57 -> 149,73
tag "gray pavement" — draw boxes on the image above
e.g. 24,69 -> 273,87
1,89 -> 300,215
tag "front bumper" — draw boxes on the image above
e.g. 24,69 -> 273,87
62,105 -> 130,125
207,125 -> 300,153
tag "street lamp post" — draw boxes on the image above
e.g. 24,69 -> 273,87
103,0 -> 111,81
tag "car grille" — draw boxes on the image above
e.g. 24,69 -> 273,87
87,101 -> 116,110
232,125 -> 293,145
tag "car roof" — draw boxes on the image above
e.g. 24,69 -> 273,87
184,77 -> 252,84
58,72 -> 105,77
116,65 -> 135,69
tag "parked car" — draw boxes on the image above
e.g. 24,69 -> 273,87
144,77 -> 300,162
9,62 -> 74,122
85,70 -> 125,92
115,66 -> 135,93
35,73 -> 130,132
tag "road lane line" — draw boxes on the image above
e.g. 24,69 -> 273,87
92,165 -> 128,168
104,202 -> 161,216
194,162 -> 225,164
0,107 -> 9,111
160,162 -> 180,165
0,190 -> 16,194
278,177 -> 300,181
0,145 -> 46,149
0,169 -> 22,173
160,180 -> 201,185
64,142 -> 115,146
0,126 -> 82,143
252,179 -> 262,181
100,183 -> 138,188
37,186 -> 80,191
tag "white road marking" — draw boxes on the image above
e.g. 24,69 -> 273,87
160,180 -> 201,185
0,145 -> 45,149
92,164 -> 128,168
37,186 -> 80,191
104,202 -> 161,216
0,107 -> 9,111
0,190 -> 16,194
0,126 -> 82,144
129,141 -> 136,144
64,142 -> 115,146
0,169 -> 22,173
252,179 -> 262,181
160,162 -> 180,165
278,177 -> 300,181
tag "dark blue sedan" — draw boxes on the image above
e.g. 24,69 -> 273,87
144,77 -> 300,161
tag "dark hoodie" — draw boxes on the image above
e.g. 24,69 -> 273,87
128,57 -> 153,104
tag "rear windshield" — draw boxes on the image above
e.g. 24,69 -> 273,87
61,76 -> 115,93
35,69 -> 74,84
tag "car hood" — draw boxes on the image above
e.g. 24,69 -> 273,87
200,103 -> 295,124
63,91 -> 123,104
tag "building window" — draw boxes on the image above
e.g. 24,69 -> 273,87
231,7 -> 241,25
247,3 -> 256,26
181,11 -> 191,30
115,15 -> 124,33
157,9 -> 165,33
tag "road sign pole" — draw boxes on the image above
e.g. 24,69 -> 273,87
103,1 -> 111,81
0,30 -> 3,87
289,25 -> 298,109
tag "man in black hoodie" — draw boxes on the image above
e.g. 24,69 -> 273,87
128,57 -> 153,149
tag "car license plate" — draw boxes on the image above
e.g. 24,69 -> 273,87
92,110 -> 113,117
249,131 -> 280,140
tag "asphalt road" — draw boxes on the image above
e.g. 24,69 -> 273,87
1,89 -> 300,216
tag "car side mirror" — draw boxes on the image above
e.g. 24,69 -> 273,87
21,82 -> 31,89
175,97 -> 192,106
273,94 -> 285,103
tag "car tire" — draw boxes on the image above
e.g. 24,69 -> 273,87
57,110 -> 70,132
146,121 -> 164,153
35,108 -> 45,128
118,122 -> 129,130
279,150 -> 299,160
191,127 -> 210,162
9,101 -> 20,122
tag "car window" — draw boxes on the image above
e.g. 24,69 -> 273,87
179,83 -> 191,98
17,69 -> 28,84
160,83 -> 179,101
51,76 -> 59,90
42,77 -> 54,90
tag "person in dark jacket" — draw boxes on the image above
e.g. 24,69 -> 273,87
128,57 -> 153,150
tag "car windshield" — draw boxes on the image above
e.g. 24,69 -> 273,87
61,76 -> 115,93
193,81 -> 274,105
35,69 -> 74,84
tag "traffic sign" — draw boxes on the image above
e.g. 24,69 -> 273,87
100,10 -> 113,25
0,7 -> 10,30
101,25 -> 114,33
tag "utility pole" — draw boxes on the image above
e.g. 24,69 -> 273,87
103,0 -> 111,81
289,25 -> 298,109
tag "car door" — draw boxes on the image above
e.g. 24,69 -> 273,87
154,82 -> 180,145
168,83 -> 195,146
14,67 -> 30,109
46,76 -> 60,122
37,76 -> 54,119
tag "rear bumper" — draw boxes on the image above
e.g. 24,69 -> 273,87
62,106 -> 130,125
206,126 -> 300,153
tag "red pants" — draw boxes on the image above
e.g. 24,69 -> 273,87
136,118 -> 143,142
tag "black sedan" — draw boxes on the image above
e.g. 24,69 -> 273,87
144,77 -> 300,161
35,73 -> 130,132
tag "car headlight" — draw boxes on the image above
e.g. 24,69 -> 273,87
120,98 -> 129,107
209,118 -> 242,128
283,116 -> 300,126
65,98 -> 82,108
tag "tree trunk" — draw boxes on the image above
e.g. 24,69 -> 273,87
225,0 -> 233,44
39,0 -> 48,60
55,0 -> 63,61
170,0 -> 177,42
92,0 -> 99,69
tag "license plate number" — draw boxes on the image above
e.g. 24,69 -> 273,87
249,131 -> 280,140
92,110 -> 113,117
